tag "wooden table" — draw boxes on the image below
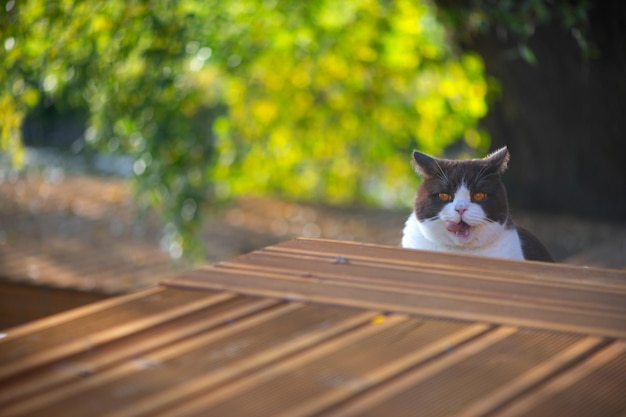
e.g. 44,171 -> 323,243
1,238 -> 625,417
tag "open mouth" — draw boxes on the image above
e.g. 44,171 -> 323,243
445,220 -> 472,239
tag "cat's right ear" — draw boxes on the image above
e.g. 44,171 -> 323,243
483,147 -> 510,174
411,150 -> 438,177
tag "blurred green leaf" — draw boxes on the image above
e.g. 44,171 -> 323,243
519,44 -> 537,65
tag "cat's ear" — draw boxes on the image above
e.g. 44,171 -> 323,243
411,150 -> 439,177
483,147 -> 510,174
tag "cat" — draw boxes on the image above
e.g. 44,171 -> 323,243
401,147 -> 554,262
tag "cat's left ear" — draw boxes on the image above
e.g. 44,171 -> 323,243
411,150 -> 439,177
483,147 -> 510,174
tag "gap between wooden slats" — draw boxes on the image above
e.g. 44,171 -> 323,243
322,330 -> 605,417
162,268 -> 626,339
0,296 -> 280,409
154,319 -> 492,417
0,304 -> 374,417
272,238 -> 626,287
216,251 -> 626,315
0,288 -> 236,382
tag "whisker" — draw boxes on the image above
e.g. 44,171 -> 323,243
479,171 -> 500,180
486,213 -> 513,225
475,163 -> 493,182
433,160 -> 449,184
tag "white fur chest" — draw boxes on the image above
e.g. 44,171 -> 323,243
401,213 -> 525,260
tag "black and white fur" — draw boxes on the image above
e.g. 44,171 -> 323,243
401,147 -> 553,262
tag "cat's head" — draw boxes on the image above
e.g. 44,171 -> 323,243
411,147 -> 512,249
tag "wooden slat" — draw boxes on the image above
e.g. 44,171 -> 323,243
0,288 -> 235,381
447,336 -> 606,417
163,265 -> 626,339
0,295 -> 279,409
320,326 -> 519,417
0,303 -> 373,417
108,306 -> 375,417
217,250 -> 626,314
157,319 -> 491,417
271,238 -> 626,286
494,341 -> 626,417
322,329 -> 604,417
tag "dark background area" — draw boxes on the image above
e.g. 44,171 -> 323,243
469,0 -> 625,220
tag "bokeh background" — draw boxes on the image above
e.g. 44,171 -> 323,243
1,0 -> 624,327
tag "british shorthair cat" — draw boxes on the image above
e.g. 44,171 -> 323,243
401,147 -> 554,262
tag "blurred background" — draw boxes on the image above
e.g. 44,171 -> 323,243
1,0 -> 624,328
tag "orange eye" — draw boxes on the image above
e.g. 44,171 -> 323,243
437,192 -> 452,202
472,192 -> 486,202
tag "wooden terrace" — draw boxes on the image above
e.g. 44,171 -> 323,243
1,238 -> 625,416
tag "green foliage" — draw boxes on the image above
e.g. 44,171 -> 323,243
211,0 -> 489,206
1,0 -> 490,258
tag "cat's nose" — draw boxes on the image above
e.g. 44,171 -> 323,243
455,207 -> 467,216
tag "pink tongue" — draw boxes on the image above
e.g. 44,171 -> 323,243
445,221 -> 463,232
445,221 -> 471,238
